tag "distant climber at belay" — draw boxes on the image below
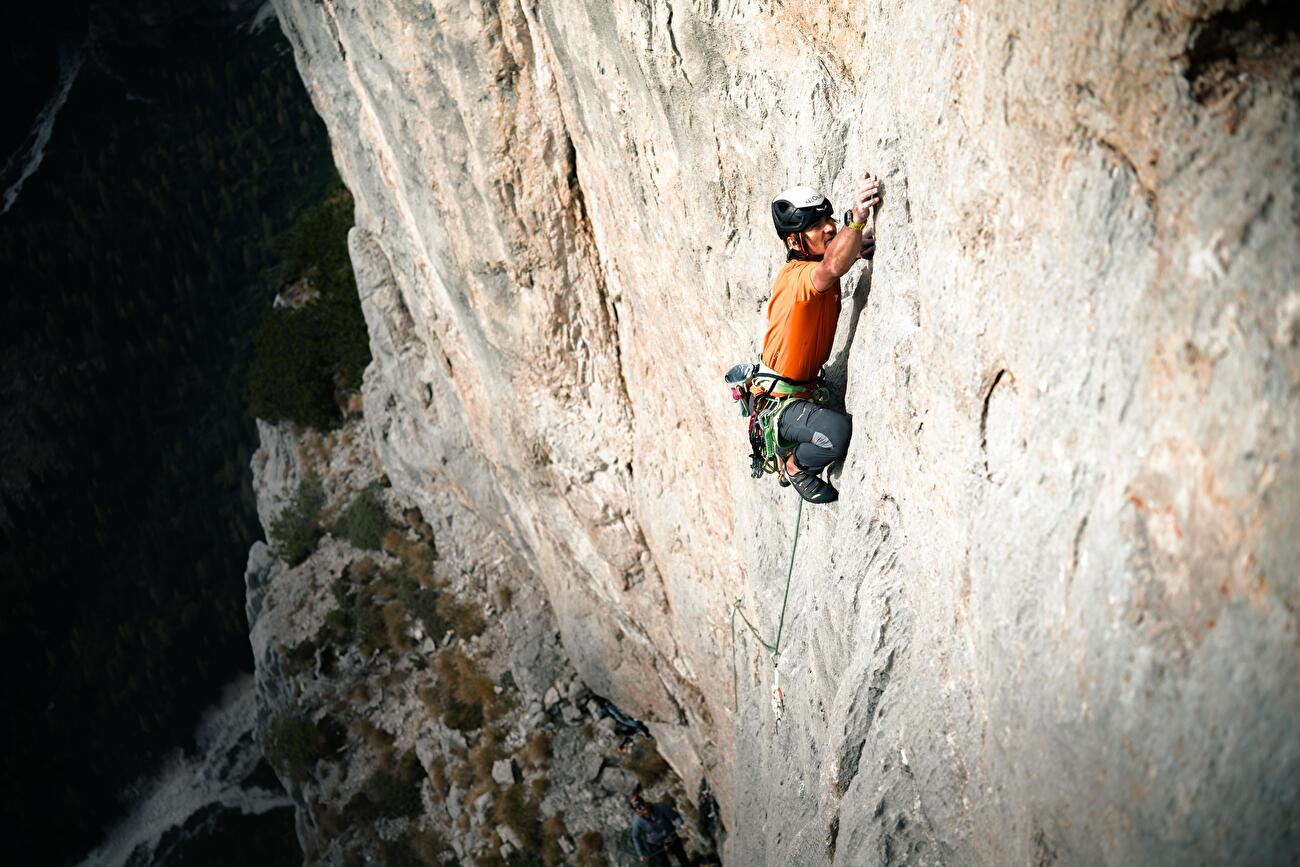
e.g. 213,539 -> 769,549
629,793 -> 690,866
725,172 -> 881,504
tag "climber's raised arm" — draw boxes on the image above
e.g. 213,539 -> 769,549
811,172 -> 881,293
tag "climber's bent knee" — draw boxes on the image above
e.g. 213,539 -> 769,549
778,402 -> 852,474
819,408 -> 852,463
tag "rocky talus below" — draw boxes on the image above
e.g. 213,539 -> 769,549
246,416 -> 717,865
267,1 -> 1299,864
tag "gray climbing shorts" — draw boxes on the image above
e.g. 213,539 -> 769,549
777,400 -> 852,474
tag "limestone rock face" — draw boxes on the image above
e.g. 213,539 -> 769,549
271,1 -> 1299,863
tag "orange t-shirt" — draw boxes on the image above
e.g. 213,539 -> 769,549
761,260 -> 840,382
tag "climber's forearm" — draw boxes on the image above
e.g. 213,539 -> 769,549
812,228 -> 864,289
827,226 -> 866,274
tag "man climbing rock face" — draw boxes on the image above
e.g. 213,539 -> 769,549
760,172 -> 881,504
630,795 -> 690,866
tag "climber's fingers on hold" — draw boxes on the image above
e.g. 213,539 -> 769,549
858,173 -> 883,203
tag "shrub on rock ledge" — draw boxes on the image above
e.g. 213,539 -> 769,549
620,738 -> 669,787
575,831 -> 606,867
436,593 -> 485,640
332,484 -> 387,550
344,750 -> 426,822
265,710 -> 344,784
493,783 -> 543,852
397,569 -> 446,644
248,188 -> 370,429
269,478 -> 324,565
422,646 -> 509,731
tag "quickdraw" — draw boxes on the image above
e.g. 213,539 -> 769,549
727,495 -> 804,731
770,665 -> 785,726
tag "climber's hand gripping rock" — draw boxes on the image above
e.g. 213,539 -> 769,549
852,171 -> 881,260
850,171 -> 882,224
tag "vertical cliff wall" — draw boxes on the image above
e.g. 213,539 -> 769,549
271,1 -> 1299,863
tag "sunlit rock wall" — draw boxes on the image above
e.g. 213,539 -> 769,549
272,1 -> 1299,863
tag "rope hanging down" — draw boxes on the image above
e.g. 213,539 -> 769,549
729,496 -> 804,727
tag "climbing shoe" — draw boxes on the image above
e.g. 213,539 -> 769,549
788,469 -> 838,504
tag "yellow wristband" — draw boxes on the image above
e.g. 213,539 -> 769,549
847,221 -> 867,231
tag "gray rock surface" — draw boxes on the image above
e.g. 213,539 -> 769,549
271,1 -> 1299,863
583,751 -> 605,783
498,825 -> 523,851
446,784 -> 463,820
491,758 -> 519,786
471,790 -> 493,826
598,767 -> 639,796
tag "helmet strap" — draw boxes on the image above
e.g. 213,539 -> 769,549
787,231 -> 820,262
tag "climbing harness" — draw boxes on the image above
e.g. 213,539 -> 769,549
725,361 -> 831,484
728,495 -> 804,730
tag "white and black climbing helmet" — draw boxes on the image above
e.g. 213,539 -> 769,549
771,185 -> 833,239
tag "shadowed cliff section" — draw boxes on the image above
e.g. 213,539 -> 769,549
272,0 -> 1298,863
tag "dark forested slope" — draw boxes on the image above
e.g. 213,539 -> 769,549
0,6 -> 333,862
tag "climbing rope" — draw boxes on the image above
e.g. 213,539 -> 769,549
729,495 -> 805,727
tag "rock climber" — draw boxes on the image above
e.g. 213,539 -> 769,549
761,172 -> 881,504
629,793 -> 690,866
